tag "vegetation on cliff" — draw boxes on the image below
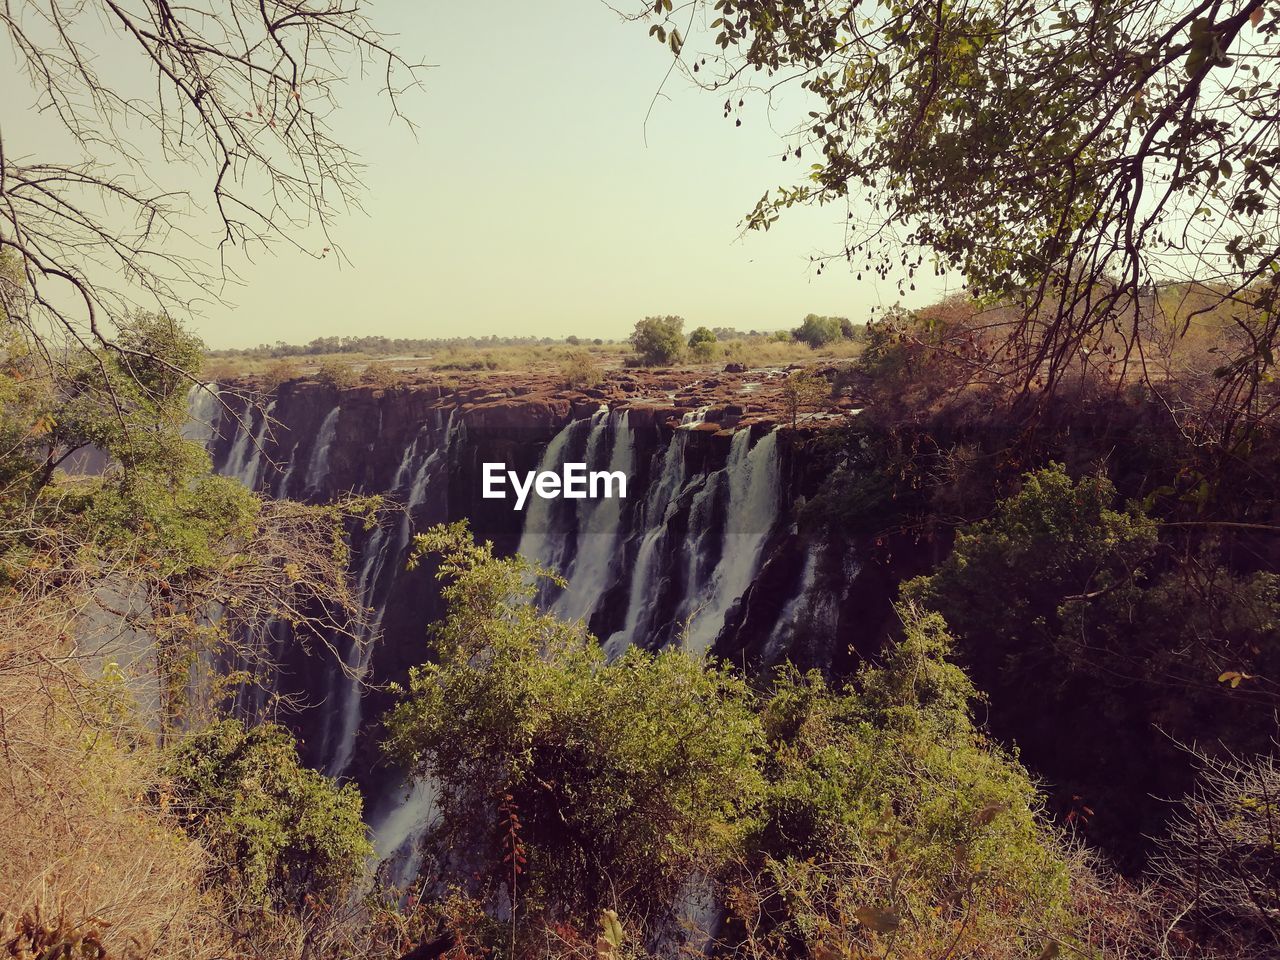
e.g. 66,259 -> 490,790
381,524 -> 1079,960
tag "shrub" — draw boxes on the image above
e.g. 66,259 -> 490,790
1154,749 -> 1280,954
906,464 -> 1280,861
383,523 -> 765,921
736,605 -> 1075,959
558,350 -> 603,390
164,719 -> 371,909
687,325 -> 718,361
382,524 -> 1083,954
316,359 -> 358,389
360,361 -> 403,388
260,357 -> 301,389
629,315 -> 685,365
780,368 -> 831,427
791,314 -> 847,348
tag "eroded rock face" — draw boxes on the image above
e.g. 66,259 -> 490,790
201,368 -> 890,820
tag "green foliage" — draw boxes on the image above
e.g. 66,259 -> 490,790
164,719 -> 371,909
558,350 -> 603,389
638,0 -> 1280,424
384,523 -> 764,923
629,315 -> 685,366
906,464 -> 1280,860
741,605 -> 1073,958
316,358 -> 358,389
687,325 -> 718,361
779,368 -> 830,427
383,524 -> 1081,954
360,361 -> 406,389
1,311 -> 265,581
907,464 -> 1159,654
790,314 -> 847,348
259,357 -> 302,389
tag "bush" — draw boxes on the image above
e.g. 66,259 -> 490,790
629,315 -> 685,365
687,325 -> 718,361
791,314 -> 847,348
906,464 -> 1280,861
737,606 -> 1074,959
382,524 -> 1083,955
360,361 -> 403,388
383,523 -> 764,921
558,350 -> 603,389
316,359 -> 358,389
260,357 -> 301,389
780,368 -> 831,427
165,719 -> 371,908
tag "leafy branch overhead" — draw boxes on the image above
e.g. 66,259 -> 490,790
631,0 -> 1280,435
1,0 -> 426,368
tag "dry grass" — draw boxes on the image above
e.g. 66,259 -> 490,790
0,589 -> 228,960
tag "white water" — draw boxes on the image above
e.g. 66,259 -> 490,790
182,384 -> 219,444
207,399 -> 800,894
327,409 -> 464,780
602,432 -> 690,657
371,778 -> 440,890
682,429 -> 781,655
554,410 -> 635,623
303,407 -> 341,498
220,400 -> 276,489
515,410 -> 601,583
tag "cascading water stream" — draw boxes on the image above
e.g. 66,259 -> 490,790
515,409 -> 602,590
302,406 -> 341,499
554,410 -> 634,623
682,429 -> 781,655
182,384 -> 219,444
326,410 -> 464,779
602,431 -> 690,657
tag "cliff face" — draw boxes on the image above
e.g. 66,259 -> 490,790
197,368 -> 891,869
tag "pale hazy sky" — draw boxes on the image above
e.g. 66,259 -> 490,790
5,2 -> 947,349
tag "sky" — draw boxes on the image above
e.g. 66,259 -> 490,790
5,2 -> 948,349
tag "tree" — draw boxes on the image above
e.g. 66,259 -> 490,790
736,605 -> 1074,960
629,315 -> 685,365
780,368 -> 830,427
791,314 -> 846,348
164,719 -> 371,909
558,350 -> 603,389
383,524 -> 1084,957
687,324 -> 718,361
382,523 -> 765,925
1153,749 -> 1280,954
906,464 -> 1280,861
1,0 -> 423,380
632,0 -> 1280,437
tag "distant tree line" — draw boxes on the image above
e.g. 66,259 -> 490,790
207,334 -> 612,359
209,321 -> 857,361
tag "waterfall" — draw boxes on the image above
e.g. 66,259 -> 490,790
196,389 -> 822,895
682,429 -> 781,655
182,384 -> 219,444
764,547 -> 820,660
603,431 -> 690,657
325,408 -> 463,779
303,406 -> 341,498
515,409 -> 603,585
553,410 -> 634,624
680,406 -> 710,427
220,400 -> 276,489
371,778 -> 440,890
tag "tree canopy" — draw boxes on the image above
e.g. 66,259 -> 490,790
631,0 -> 1280,435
